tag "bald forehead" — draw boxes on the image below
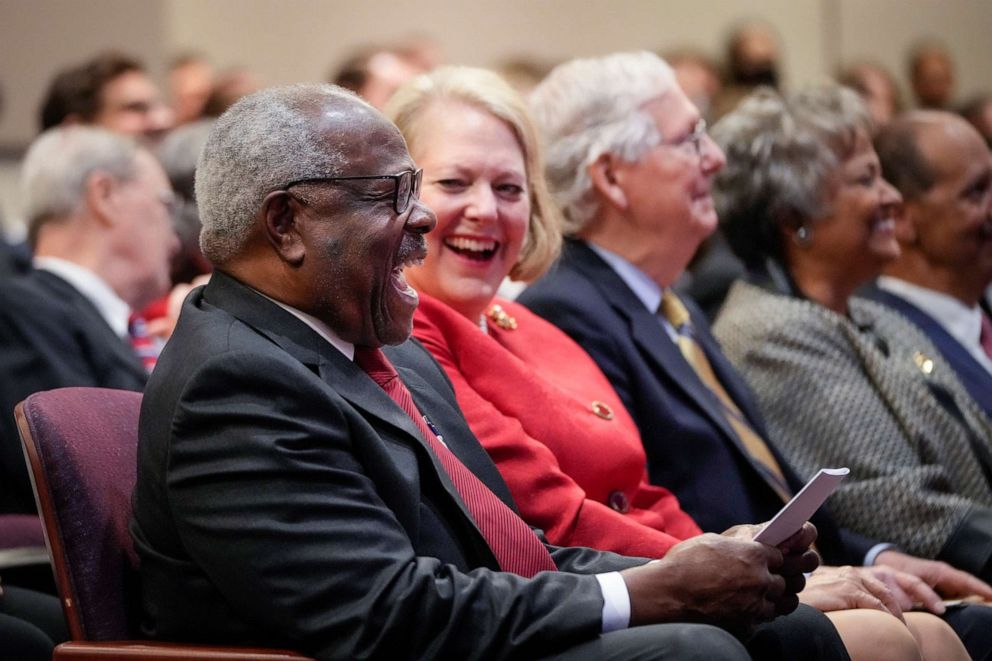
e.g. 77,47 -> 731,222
308,94 -> 413,172
915,113 -> 986,173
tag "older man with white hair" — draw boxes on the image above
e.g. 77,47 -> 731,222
521,51 -> 992,660
0,126 -> 178,514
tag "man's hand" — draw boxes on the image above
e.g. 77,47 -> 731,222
620,529 -> 811,635
876,549 -> 992,602
798,565 -> 904,619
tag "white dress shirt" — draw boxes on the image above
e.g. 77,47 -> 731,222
263,290 -> 632,632
878,276 -> 992,376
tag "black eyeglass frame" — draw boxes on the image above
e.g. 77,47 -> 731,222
283,168 -> 423,215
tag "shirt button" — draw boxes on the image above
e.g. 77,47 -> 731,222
608,491 -> 630,513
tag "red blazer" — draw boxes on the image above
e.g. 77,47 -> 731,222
413,293 -> 701,558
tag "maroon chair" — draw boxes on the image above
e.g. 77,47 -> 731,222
15,387 -> 310,660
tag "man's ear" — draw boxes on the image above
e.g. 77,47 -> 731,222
587,153 -> 628,211
260,190 -> 306,266
84,170 -> 119,227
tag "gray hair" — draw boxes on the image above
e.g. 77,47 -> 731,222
712,84 -> 872,269
21,125 -> 140,244
529,51 -> 676,236
195,83 -> 367,264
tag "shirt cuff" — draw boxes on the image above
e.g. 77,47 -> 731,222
595,571 -> 631,633
864,543 -> 898,566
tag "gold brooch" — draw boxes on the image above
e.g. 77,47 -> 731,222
591,401 -> 614,420
486,304 -> 518,330
913,351 -> 935,375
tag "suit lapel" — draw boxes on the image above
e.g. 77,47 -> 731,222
205,271 -> 483,533
861,285 -> 992,418
34,270 -> 148,384
568,241 -> 788,493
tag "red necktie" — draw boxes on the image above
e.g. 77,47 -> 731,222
355,347 -> 557,577
980,313 -> 992,359
128,314 -> 161,373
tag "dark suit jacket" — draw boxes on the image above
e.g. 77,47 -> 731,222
860,283 -> 992,419
131,271 -> 642,660
0,268 -> 146,513
520,239 -> 874,566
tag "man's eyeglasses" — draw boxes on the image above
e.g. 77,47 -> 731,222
283,168 -> 423,215
664,119 -> 707,158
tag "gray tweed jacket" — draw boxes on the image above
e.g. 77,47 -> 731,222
714,279 -> 992,579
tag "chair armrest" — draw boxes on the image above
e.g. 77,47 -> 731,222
54,640 -> 313,660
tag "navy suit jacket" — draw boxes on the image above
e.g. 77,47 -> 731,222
0,268 -> 146,513
520,239 -> 875,565
860,283 -> 992,419
132,270 -> 640,660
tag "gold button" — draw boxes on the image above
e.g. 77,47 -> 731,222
913,351 -> 934,375
591,401 -> 614,420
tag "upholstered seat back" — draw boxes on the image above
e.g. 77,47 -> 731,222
16,387 -> 143,641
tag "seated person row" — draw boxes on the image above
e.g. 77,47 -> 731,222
131,82 -> 838,660
383,60 -> 980,659
709,85 -> 992,585
498,53 -> 992,656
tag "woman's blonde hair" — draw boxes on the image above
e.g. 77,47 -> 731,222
385,66 -> 562,282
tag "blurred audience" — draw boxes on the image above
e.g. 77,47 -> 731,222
168,53 -> 214,125
712,85 -> 992,591
666,49 -> 723,124
838,61 -> 903,128
331,45 -> 425,109
201,67 -> 263,118
866,111 -> 992,417
522,52 -> 992,660
960,94 -> 992,148
909,42 -> 956,110
0,126 -> 177,515
39,51 -> 173,144
714,20 -> 782,119
495,56 -> 554,97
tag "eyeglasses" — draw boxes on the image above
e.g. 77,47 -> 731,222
664,119 -> 707,158
283,168 -> 423,215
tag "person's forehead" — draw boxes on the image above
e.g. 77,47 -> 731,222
921,119 -> 985,181
313,102 -> 413,173
102,71 -> 161,104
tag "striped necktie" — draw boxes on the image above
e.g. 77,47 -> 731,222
659,292 -> 792,504
355,347 -> 557,577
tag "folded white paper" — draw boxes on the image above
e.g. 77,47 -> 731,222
753,467 -> 849,547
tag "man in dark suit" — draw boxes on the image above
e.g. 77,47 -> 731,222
521,51 -> 992,657
865,111 -> 992,418
0,126 -> 178,514
131,83 -> 847,660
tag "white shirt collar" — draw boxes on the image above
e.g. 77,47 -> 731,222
587,242 -> 663,314
258,291 -> 355,361
877,275 -> 992,374
33,256 -> 131,337
587,242 -> 680,342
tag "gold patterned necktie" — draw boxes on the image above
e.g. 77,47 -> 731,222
659,292 -> 792,504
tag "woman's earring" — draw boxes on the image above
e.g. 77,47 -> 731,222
794,225 -> 812,247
